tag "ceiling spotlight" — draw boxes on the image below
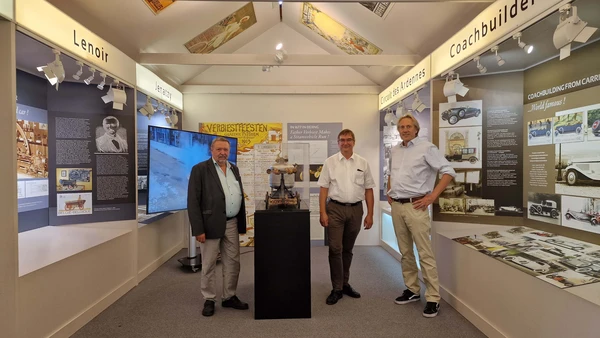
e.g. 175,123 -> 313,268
490,46 -> 505,66
279,0 -> 282,5
166,109 -> 179,127
275,43 -> 283,51
412,91 -> 428,113
473,56 -> 487,74
84,67 -> 96,85
384,108 -> 396,126
554,4 -> 598,60
139,96 -> 155,119
274,44 -> 287,64
96,73 -> 107,90
443,71 -> 469,103
36,49 -> 65,90
72,61 -> 84,80
513,32 -> 533,54
101,80 -> 127,110
262,65 -> 272,72
394,101 -> 407,119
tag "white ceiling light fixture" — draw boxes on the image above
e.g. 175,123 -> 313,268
553,4 -> 598,60
72,61 -> 84,80
101,80 -> 127,110
36,49 -> 65,90
473,56 -> 487,74
490,46 -> 505,66
262,65 -> 272,72
275,43 -> 287,64
443,71 -> 469,103
412,90 -> 428,114
139,96 -> 155,119
384,108 -> 396,126
166,108 -> 179,128
513,32 -> 533,54
394,101 -> 407,119
96,72 -> 107,90
83,67 -> 96,85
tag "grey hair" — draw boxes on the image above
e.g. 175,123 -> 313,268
211,136 -> 230,148
397,114 -> 420,135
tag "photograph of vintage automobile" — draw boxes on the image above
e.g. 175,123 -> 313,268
527,192 -> 561,225
561,196 -> 600,234
439,100 -> 483,128
553,111 -> 584,144
555,142 -> 600,198
439,197 -> 465,214
539,269 -> 599,289
496,205 -> 524,216
586,108 -> 600,140
57,193 -> 92,216
527,118 -> 553,146
439,126 -> 482,169
465,199 -> 495,215
56,168 -> 92,192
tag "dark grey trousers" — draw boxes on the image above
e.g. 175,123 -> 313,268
326,202 -> 363,291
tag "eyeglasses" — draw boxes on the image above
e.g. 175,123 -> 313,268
338,138 -> 354,143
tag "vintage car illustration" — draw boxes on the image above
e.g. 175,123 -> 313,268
64,195 -> 86,211
503,255 -> 551,273
528,120 -> 552,139
544,238 -> 586,251
499,206 -> 523,213
546,274 -> 575,287
590,119 -> 600,136
554,119 -> 583,137
445,147 -> 478,164
441,107 -> 481,125
592,214 -> 600,226
558,257 -> 600,274
540,247 -> 567,257
563,158 -> 600,186
564,209 -> 593,223
529,200 -> 560,219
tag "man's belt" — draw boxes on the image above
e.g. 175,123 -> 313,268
392,196 -> 425,204
329,199 -> 361,207
226,216 -> 236,221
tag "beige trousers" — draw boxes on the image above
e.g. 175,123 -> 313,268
391,201 -> 440,303
199,218 -> 240,301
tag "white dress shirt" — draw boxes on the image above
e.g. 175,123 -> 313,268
318,152 -> 376,203
387,137 -> 456,199
212,159 -> 243,218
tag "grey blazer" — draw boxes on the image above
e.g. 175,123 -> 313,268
187,158 -> 247,238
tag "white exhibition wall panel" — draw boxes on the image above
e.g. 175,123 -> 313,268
18,233 -> 135,338
138,212 -> 186,281
0,0 -> 13,20
183,93 -> 380,245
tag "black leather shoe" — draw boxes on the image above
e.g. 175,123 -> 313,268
222,295 -> 249,310
342,284 -> 361,298
326,290 -> 343,305
202,300 -> 215,317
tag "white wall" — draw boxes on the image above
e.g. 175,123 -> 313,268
0,0 -> 13,20
183,93 -> 380,245
138,212 -> 186,281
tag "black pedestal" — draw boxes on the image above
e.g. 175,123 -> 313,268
254,204 -> 311,319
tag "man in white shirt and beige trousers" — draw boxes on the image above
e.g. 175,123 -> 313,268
387,114 -> 456,318
318,129 -> 375,305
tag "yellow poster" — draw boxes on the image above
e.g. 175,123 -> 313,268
199,122 -> 282,246
141,0 -> 175,15
301,2 -> 382,55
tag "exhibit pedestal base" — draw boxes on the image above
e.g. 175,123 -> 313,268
177,255 -> 201,272
254,205 -> 311,320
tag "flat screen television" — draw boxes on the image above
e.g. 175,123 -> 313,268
146,126 -> 238,214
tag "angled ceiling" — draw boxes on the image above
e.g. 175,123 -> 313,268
47,0 -> 491,88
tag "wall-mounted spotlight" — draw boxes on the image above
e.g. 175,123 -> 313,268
101,80 -> 127,110
139,96 -> 155,119
412,91 -> 428,113
513,32 -> 533,54
262,65 -> 272,72
166,108 -> 179,128
384,108 -> 396,126
275,43 -> 287,64
553,4 -> 598,60
37,49 -> 65,90
443,71 -> 469,103
473,56 -> 487,74
73,61 -> 84,80
395,101 -> 407,119
96,73 -> 107,90
84,67 -> 96,85
490,46 -> 505,66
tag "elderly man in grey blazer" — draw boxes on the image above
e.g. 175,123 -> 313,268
187,137 -> 248,317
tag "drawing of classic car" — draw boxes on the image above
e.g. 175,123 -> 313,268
529,200 -> 560,219
558,257 -> 600,274
544,238 -> 586,251
546,274 -> 575,287
591,120 -> 600,136
499,206 -> 523,213
564,209 -> 593,223
528,121 -> 552,139
441,107 -> 481,125
554,117 -> 583,137
503,255 -> 551,273
563,158 -> 600,186
445,147 -> 478,164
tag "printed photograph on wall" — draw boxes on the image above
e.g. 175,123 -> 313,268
95,116 -> 129,154
360,2 -> 392,18
555,142 -> 600,198
301,2 -> 382,55
465,198 -> 496,216
587,107 -> 600,141
142,0 -> 175,15
439,197 -> 465,214
439,100 -> 482,128
55,168 -> 92,192
527,117 -> 553,146
17,118 -> 48,179
57,193 -> 92,216
562,195 -> 600,234
440,170 -> 482,200
527,192 -> 561,226
184,2 -> 257,54
553,111 -> 585,144
439,126 -> 483,169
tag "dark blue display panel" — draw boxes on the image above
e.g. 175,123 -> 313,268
147,126 -> 237,214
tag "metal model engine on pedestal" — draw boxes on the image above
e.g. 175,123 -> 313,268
264,156 -> 301,209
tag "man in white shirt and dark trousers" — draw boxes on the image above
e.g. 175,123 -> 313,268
387,114 -> 456,318
318,129 -> 375,305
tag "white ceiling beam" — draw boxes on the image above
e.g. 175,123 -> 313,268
139,53 -> 420,67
